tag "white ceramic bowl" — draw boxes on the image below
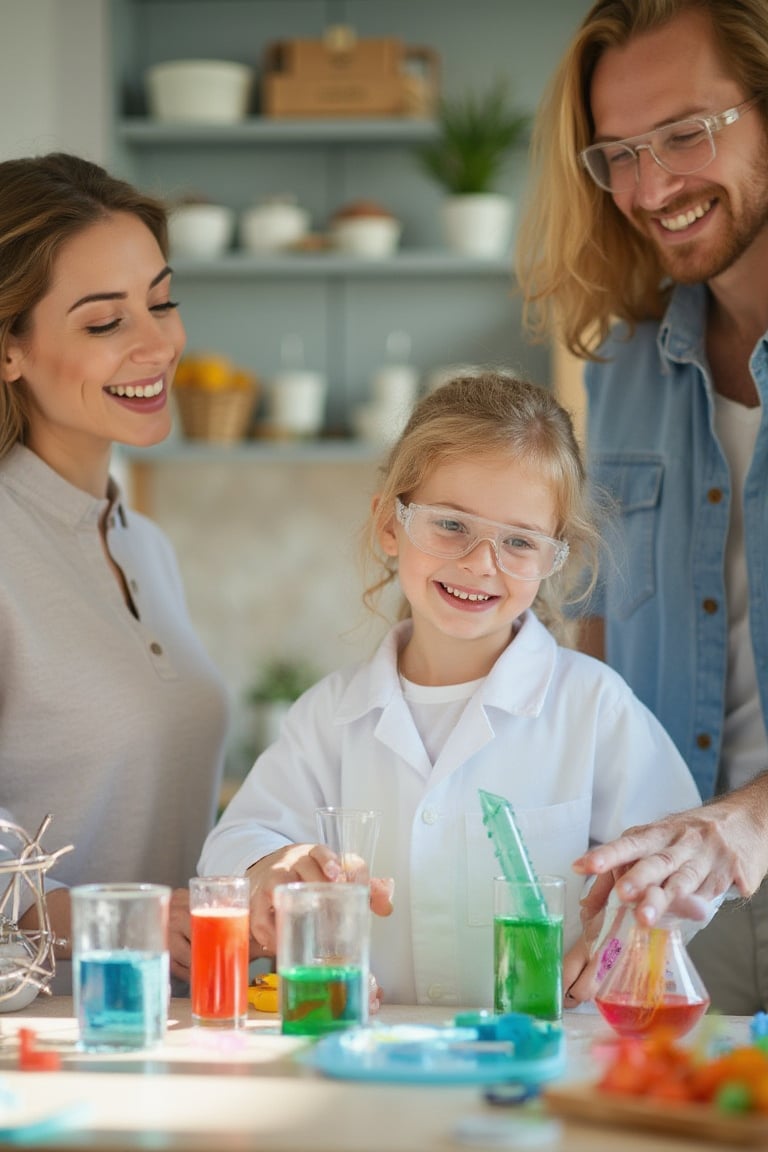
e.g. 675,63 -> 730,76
240,201 -> 310,253
167,204 -> 235,258
332,217 -> 401,258
146,60 -> 254,123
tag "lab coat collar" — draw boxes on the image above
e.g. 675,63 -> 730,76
336,610 -> 558,724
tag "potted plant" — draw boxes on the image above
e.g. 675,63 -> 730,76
416,80 -> 530,258
246,658 -> 320,753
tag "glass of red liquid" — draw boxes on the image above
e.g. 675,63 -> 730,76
594,916 -> 710,1039
190,876 -> 250,1029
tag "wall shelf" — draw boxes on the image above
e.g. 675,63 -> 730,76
170,251 -> 513,278
117,438 -> 383,464
118,117 -> 440,146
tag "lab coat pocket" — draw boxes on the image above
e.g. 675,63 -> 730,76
464,798 -> 591,939
593,455 -> 663,619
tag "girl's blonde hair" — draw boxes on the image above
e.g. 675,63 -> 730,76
0,152 -> 169,458
363,372 -> 601,644
516,0 -> 768,359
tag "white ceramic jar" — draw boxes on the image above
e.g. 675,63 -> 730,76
268,371 -> 327,438
167,203 -> 235,258
240,199 -> 310,253
331,216 -> 402,258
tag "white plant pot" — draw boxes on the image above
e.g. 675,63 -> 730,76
441,194 -> 514,258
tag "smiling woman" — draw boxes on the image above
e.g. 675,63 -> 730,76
0,152 -> 230,995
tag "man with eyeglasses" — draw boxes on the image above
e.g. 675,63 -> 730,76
517,0 -> 768,1014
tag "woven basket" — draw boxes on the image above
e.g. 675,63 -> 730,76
175,384 -> 257,443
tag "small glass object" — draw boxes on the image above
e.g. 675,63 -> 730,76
595,914 -> 710,1038
274,882 -> 369,1036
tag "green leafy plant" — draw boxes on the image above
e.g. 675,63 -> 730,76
417,81 -> 530,195
246,658 -> 319,704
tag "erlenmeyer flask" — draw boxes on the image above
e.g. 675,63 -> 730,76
594,914 -> 710,1038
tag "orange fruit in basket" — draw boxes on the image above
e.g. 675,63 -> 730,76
231,368 -> 258,392
194,355 -> 236,391
175,353 -> 234,390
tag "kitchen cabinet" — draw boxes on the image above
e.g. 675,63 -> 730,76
107,0 -> 579,446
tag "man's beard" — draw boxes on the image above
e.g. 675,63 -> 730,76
638,173 -> 768,284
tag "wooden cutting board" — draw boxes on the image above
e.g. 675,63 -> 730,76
543,1082 -> 768,1146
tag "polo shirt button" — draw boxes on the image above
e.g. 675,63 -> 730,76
422,808 -> 438,825
150,641 -> 163,656
427,983 -> 443,1001
696,733 -> 712,750
702,598 -> 719,614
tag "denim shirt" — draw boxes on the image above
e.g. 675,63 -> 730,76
583,283 -> 768,799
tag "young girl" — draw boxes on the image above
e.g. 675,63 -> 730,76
199,372 -> 701,1008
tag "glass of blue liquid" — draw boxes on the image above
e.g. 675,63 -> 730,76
71,883 -> 170,1051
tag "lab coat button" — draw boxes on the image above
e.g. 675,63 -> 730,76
427,983 -> 443,1000
422,808 -> 438,825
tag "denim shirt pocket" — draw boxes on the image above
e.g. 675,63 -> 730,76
593,455 -> 663,619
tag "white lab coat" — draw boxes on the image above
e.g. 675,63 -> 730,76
200,611 -> 701,1008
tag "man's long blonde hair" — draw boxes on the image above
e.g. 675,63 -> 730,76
516,0 -> 768,359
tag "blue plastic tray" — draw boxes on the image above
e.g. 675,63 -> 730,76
299,1014 -> 566,1086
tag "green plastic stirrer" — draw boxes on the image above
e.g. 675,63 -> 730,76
479,789 -> 548,920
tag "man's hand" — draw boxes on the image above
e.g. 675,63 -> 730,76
573,775 -> 768,925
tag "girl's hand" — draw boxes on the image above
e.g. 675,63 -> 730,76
562,934 -> 597,1007
369,973 -> 383,1015
246,842 -> 342,954
370,876 -> 395,917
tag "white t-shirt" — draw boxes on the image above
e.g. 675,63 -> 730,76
713,394 -> 767,792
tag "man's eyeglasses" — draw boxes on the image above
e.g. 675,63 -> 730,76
580,96 -> 761,193
394,499 -> 569,581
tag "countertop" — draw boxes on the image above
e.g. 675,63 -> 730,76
0,996 -> 759,1151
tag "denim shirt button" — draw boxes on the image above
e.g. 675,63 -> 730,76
696,733 -> 712,750
702,598 -> 719,614
707,488 -> 723,503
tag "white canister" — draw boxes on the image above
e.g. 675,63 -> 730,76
371,364 -> 420,413
268,371 -> 327,437
240,199 -> 310,253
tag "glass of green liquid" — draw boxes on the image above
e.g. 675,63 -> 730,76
493,874 -> 565,1021
274,882 -> 369,1036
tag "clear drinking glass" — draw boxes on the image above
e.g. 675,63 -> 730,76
493,874 -> 565,1022
190,875 -> 250,1028
314,806 -> 380,883
71,883 -> 170,1051
274,881 -> 370,1036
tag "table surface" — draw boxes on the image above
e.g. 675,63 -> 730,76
0,996 -> 759,1152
